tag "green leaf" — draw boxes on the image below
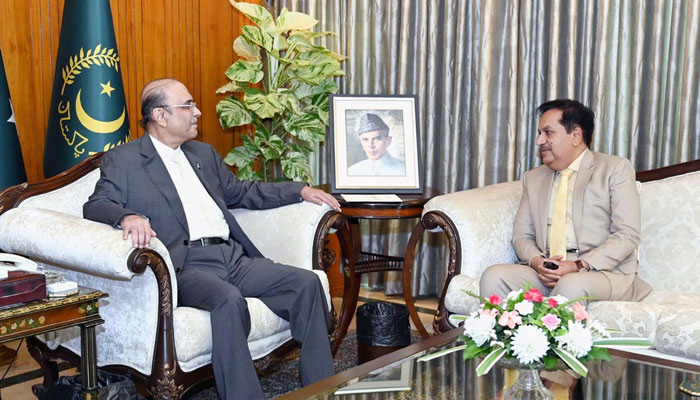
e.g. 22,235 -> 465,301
259,134 -> 285,161
266,134 -> 286,154
276,8 -> 318,31
241,25 -> 273,52
216,80 -> 247,94
240,134 -> 260,156
552,348 -> 588,377
225,60 -> 263,83
475,348 -> 507,376
592,337 -> 653,348
587,346 -> 611,361
217,96 -> 252,128
293,78 -> 338,100
233,36 -> 260,60
463,342 -> 487,359
223,146 -> 255,168
277,89 -> 301,114
229,1 -> 275,31
311,93 -> 330,125
542,354 -> 559,369
236,164 -> 263,181
289,143 -> 314,154
283,114 -> 325,143
417,345 -> 467,362
281,151 -> 312,183
244,92 -> 285,119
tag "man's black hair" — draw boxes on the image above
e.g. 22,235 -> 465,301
139,89 -> 168,128
537,99 -> 594,146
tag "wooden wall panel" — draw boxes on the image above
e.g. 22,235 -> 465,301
0,0 -> 259,183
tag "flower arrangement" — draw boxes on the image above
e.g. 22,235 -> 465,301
420,286 -> 652,377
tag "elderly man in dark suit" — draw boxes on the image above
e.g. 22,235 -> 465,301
84,78 -> 340,400
480,99 -> 651,305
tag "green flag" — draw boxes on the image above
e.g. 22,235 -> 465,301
44,0 -> 130,177
0,48 -> 27,190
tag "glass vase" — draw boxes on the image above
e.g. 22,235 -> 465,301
503,368 -> 553,400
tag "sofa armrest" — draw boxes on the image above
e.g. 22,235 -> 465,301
0,207 -> 180,375
424,181 -> 522,279
0,207 -> 178,296
230,201 -> 334,270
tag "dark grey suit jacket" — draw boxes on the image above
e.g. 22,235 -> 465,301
83,134 -> 305,270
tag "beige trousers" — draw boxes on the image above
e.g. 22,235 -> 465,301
479,264 -> 614,306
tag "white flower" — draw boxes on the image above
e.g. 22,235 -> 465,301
506,289 -> 523,302
556,320 -> 593,358
514,300 -> 534,315
550,295 -> 569,306
510,325 -> 550,364
464,314 -> 496,346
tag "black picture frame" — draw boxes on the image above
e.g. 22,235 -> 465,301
329,94 -> 422,194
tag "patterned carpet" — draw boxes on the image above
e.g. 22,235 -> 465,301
189,331 -> 421,399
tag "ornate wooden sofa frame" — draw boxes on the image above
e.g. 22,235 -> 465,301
404,159 -> 700,340
0,154 -> 350,399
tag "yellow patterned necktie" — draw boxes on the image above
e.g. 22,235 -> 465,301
549,169 -> 574,260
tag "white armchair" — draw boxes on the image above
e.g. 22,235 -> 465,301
0,154 -> 346,399
404,159 -> 700,367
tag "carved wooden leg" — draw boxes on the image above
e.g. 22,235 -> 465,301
403,222 -> 430,339
80,320 -> 101,399
27,336 -> 59,400
331,219 -> 358,355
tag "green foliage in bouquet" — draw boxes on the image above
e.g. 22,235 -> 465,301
217,1 -> 345,183
419,285 -> 652,377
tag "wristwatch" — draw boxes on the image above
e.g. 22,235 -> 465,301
575,259 -> 590,272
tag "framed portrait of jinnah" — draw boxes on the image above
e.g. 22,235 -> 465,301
329,94 -> 422,194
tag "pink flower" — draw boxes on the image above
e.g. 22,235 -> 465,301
488,294 -> 502,305
548,298 -> 558,308
572,302 -> 591,323
523,288 -> 544,303
498,311 -> 523,329
541,313 -> 561,331
478,307 -> 499,318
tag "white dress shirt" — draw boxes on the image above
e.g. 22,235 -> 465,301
151,135 -> 230,241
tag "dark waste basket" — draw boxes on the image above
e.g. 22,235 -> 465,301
356,301 -> 411,364
47,369 -> 144,400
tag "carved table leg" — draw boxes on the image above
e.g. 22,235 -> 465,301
27,337 -> 59,400
80,320 -> 102,399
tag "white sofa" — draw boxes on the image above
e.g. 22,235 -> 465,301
411,159 -> 700,364
0,155 -> 345,399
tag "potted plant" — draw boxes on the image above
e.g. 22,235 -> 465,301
216,0 -> 345,183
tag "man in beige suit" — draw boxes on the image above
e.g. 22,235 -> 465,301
480,99 -> 651,304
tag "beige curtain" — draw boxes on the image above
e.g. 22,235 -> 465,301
275,0 -> 700,296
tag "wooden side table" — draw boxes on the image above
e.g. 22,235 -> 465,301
331,188 -> 440,354
0,287 -> 107,399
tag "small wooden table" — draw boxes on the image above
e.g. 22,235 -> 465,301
0,287 -> 107,399
330,188 -> 440,353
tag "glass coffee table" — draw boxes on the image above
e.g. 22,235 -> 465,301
279,328 -> 700,399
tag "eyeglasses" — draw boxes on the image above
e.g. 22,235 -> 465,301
158,102 -> 196,112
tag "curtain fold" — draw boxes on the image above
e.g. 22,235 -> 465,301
274,0 -> 700,297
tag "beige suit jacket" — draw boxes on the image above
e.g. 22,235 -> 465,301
512,150 -> 651,301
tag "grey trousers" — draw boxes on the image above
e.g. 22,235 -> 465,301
177,240 -> 334,400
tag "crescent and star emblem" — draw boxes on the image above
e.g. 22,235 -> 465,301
75,89 -> 126,134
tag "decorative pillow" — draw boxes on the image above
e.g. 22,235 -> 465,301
637,170 -> 700,292
443,274 -> 481,316
588,300 -> 659,340
655,309 -> 700,360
